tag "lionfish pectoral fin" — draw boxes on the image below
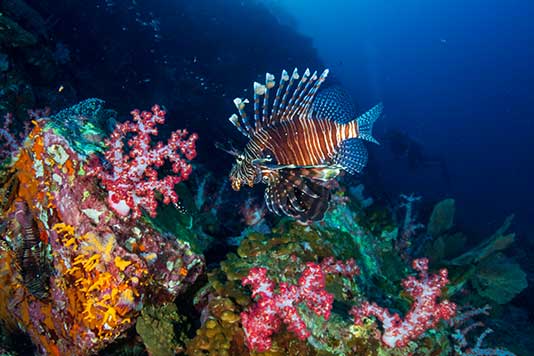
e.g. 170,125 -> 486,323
259,163 -> 340,175
299,166 -> 343,181
264,168 -> 331,222
333,139 -> 369,175
356,103 -> 383,144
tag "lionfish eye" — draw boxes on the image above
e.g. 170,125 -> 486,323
237,154 -> 244,163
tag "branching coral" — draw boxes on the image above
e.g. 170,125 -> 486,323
95,104 -> 198,218
351,258 -> 456,348
240,263 -> 334,351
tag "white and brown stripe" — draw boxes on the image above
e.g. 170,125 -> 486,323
244,116 -> 360,167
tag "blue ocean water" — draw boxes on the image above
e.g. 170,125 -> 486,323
271,0 -> 534,238
1,0 -> 533,354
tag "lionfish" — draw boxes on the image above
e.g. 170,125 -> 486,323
226,68 -> 382,222
13,201 -> 51,299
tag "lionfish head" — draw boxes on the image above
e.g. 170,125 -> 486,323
229,153 -> 259,191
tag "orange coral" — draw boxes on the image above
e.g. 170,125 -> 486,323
53,223 -> 145,340
0,125 -> 144,354
0,122 -> 204,355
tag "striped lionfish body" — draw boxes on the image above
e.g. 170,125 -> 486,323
228,68 -> 382,222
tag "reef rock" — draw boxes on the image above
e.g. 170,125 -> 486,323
0,115 -> 204,355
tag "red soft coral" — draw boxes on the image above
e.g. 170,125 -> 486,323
96,105 -> 197,218
240,262 -> 336,352
350,258 -> 456,348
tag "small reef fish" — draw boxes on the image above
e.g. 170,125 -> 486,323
226,68 -> 382,222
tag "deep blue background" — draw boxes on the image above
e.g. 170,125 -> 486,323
271,0 -> 534,238
19,0 -> 533,239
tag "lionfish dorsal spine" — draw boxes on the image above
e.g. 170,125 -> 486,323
298,69 -> 328,118
263,73 -> 275,124
270,70 -> 289,124
284,68 -> 308,120
229,68 -> 330,138
277,68 -> 299,121
228,113 -> 247,137
253,82 -> 265,131
289,69 -> 318,119
230,98 -> 252,137
282,68 -> 329,122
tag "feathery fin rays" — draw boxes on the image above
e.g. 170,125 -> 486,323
264,169 -> 331,222
227,68 -> 383,222
228,68 -> 330,136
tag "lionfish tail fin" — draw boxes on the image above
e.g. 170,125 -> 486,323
230,68 -> 329,135
264,168 -> 333,222
356,103 -> 383,144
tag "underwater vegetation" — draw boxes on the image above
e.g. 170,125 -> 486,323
1,95 -> 528,355
0,97 -> 529,355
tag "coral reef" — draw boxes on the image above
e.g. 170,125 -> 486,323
0,103 -> 524,355
180,189 -> 522,355
136,303 -> 190,356
0,103 -> 204,355
240,260 -> 350,352
350,258 -> 456,348
94,105 -> 198,219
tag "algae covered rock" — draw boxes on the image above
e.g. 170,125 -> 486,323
0,104 -> 204,355
136,303 -> 189,356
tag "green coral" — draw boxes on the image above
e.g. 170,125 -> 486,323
0,14 -> 36,48
323,203 -> 382,278
151,199 -> 203,253
425,232 -> 467,264
47,98 -> 112,157
448,215 -> 515,266
473,254 -> 527,304
427,198 -> 455,236
422,214 -> 527,308
136,303 -> 190,356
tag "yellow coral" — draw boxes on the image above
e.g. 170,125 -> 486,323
0,127 -> 150,355
53,223 -> 145,339
115,256 -> 132,271
53,222 -> 76,236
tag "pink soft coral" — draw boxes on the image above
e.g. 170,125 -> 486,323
240,262 -> 334,352
96,105 -> 197,218
350,258 -> 456,348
